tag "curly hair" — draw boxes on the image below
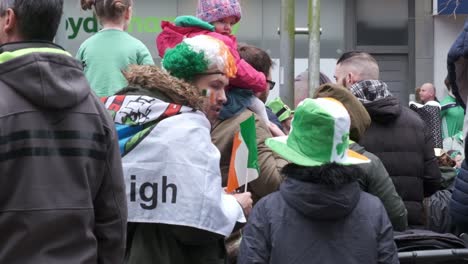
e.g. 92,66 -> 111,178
162,42 -> 209,81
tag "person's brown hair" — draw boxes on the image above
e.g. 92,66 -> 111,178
336,51 -> 380,80
238,43 -> 273,77
80,0 -> 131,22
444,76 -> 452,92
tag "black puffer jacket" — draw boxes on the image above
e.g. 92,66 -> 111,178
447,19 -> 468,109
360,97 -> 441,226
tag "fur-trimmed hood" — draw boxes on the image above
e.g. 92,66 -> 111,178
121,65 -> 205,110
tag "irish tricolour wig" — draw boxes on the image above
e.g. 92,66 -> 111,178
162,35 -> 236,81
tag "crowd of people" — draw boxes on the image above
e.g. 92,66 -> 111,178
1,0 -> 468,263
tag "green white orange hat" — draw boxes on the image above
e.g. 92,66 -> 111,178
266,98 -> 370,167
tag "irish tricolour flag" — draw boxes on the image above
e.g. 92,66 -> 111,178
226,114 -> 260,193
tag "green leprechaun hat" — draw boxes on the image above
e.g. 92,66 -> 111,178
266,98 -> 370,167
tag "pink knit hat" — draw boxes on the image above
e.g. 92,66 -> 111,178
196,0 -> 242,24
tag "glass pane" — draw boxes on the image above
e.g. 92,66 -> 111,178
59,0 -> 346,59
356,0 -> 408,46
294,0 -> 346,58
61,0 -> 181,60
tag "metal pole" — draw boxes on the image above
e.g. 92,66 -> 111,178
398,249 -> 468,261
277,27 -> 322,35
308,0 -> 321,98
279,0 -> 295,108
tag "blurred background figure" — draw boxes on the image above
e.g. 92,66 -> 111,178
441,77 -> 464,140
418,83 -> 438,104
294,69 -> 332,106
266,97 -> 294,135
77,0 -> 154,96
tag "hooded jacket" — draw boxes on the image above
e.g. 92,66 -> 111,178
314,84 -> 407,230
0,42 -> 127,263
447,20 -> 468,161
156,20 -> 266,93
447,21 -> 468,229
238,168 -> 399,264
447,19 -> 468,110
451,160 -> 468,229
359,95 -> 441,226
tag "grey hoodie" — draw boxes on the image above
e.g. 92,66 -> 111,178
0,42 -> 127,264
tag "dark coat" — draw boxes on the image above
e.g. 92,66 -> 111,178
447,22 -> 468,232
238,168 -> 399,264
314,84 -> 407,230
447,19 -> 468,109
359,96 -> 441,226
351,143 -> 408,231
450,160 -> 468,229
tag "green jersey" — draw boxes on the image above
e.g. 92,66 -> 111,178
76,29 -> 154,97
440,95 -> 464,138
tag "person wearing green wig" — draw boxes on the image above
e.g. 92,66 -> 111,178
115,35 -> 253,264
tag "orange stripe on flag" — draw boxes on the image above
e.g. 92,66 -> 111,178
347,149 -> 369,161
227,132 -> 242,193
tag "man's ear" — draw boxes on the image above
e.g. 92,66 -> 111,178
3,8 -> 16,34
347,72 -> 354,85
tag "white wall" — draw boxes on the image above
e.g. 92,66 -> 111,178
433,15 -> 468,99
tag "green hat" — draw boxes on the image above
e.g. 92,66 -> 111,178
266,98 -> 370,167
266,97 -> 293,122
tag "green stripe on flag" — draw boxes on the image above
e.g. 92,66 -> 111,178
240,114 -> 259,174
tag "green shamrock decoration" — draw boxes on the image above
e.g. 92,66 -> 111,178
336,133 -> 349,158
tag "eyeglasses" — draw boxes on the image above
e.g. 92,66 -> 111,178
267,80 -> 276,90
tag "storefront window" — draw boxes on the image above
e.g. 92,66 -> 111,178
356,0 -> 408,46
295,0 -> 345,58
59,0 -> 346,60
